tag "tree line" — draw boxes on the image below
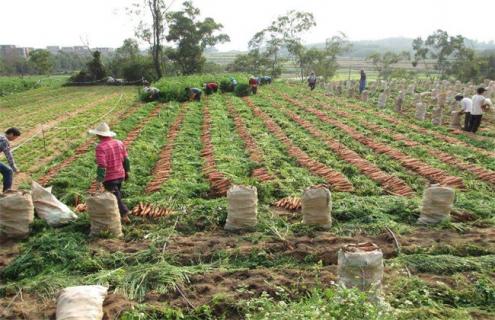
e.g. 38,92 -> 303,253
1,2 -> 494,83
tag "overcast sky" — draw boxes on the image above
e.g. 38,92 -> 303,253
1,0 -> 494,51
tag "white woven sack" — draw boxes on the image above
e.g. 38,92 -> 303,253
56,285 -> 108,320
302,186 -> 332,229
419,185 -> 455,224
224,185 -> 257,231
338,243 -> 384,293
0,191 -> 34,239
32,181 -> 77,227
87,192 -> 122,237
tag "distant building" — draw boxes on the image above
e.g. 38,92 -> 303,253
73,46 -> 88,54
95,47 -> 114,54
61,47 -> 75,53
46,46 -> 60,54
0,45 -> 17,59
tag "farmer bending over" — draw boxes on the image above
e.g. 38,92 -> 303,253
455,94 -> 472,131
229,77 -> 238,91
186,87 -> 202,101
249,76 -> 258,94
204,82 -> 218,95
89,123 -> 131,224
143,84 -> 160,100
0,128 -> 21,192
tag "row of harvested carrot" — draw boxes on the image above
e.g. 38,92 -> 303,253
273,196 -> 302,211
267,96 -> 413,197
201,103 -> 232,196
145,105 -> 188,193
282,94 -> 464,189
323,103 -> 495,187
340,97 -> 495,158
131,202 -> 174,217
226,102 -> 274,182
243,97 -> 354,192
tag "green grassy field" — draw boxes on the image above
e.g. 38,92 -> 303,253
0,82 -> 494,319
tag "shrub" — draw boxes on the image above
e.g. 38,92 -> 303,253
235,83 -> 251,97
140,73 -> 248,102
0,77 -> 40,96
219,79 -> 233,93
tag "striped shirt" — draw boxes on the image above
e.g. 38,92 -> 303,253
95,137 -> 128,182
0,135 -> 17,172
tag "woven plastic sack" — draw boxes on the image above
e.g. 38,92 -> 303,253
32,181 -> 77,227
418,185 -> 455,224
450,111 -> 462,129
338,242 -> 383,293
0,191 -> 34,239
87,192 -> 122,237
415,102 -> 426,120
395,91 -> 404,113
56,285 -> 108,320
377,93 -> 387,108
431,106 -> 443,125
224,185 -> 257,231
302,185 -> 332,229
361,90 -> 368,102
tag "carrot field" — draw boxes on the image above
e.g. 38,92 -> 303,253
1,82 -> 494,320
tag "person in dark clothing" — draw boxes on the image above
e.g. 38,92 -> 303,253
204,82 -> 218,95
359,70 -> 367,93
261,76 -> 272,85
186,87 -> 202,101
308,72 -> 317,90
0,128 -> 21,192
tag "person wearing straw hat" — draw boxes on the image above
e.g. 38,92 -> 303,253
0,128 -> 21,192
89,122 -> 131,223
249,75 -> 258,95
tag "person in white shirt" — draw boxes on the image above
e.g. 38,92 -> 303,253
455,94 -> 473,131
469,87 -> 487,133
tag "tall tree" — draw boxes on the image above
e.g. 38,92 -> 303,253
165,1 -> 230,74
249,10 -> 316,78
227,49 -> 271,75
129,0 -> 174,78
310,33 -> 352,81
412,29 -> 474,79
367,51 -> 409,80
86,51 -> 107,81
28,49 -> 54,75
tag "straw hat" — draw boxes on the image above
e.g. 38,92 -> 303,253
88,122 -> 116,137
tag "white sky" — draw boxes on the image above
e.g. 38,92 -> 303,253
1,0 -> 494,51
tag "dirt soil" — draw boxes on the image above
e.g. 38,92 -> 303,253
0,293 -> 133,320
145,267 -> 338,310
1,225 -> 493,319
0,240 -> 20,272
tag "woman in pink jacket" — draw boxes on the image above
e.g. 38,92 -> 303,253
89,122 -> 131,223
